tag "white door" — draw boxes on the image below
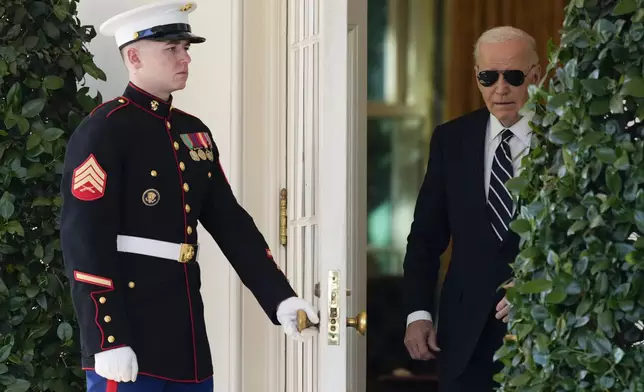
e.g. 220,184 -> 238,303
284,0 -> 367,391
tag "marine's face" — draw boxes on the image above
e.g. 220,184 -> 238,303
475,39 -> 540,127
129,39 -> 192,95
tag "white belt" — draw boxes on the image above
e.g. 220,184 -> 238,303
116,235 -> 200,263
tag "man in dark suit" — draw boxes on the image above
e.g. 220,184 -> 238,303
402,26 -> 541,391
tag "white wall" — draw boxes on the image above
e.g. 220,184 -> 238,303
77,1 -> 242,390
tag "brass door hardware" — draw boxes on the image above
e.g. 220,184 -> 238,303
279,188 -> 287,246
347,311 -> 367,335
295,271 -> 367,343
296,309 -> 367,336
327,270 -> 340,345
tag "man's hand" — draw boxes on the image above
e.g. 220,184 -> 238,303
404,320 -> 440,360
94,346 -> 138,382
495,281 -> 514,323
277,296 -> 319,341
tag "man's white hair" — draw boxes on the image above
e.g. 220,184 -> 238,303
474,26 -> 539,64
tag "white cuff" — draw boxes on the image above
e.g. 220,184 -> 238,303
407,310 -> 432,327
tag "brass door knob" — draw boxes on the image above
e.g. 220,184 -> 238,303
296,309 -> 367,335
296,309 -> 319,332
347,311 -> 367,335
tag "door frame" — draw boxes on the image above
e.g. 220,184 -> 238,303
239,0 -> 289,391
346,2 -> 368,388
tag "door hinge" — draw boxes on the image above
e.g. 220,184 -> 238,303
280,188 -> 287,246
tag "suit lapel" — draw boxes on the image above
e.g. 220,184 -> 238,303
460,109 -> 502,245
462,109 -> 490,219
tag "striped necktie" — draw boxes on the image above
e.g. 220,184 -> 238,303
488,129 -> 515,241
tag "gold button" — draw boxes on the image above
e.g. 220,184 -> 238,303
166,121 -> 171,129
118,99 -> 125,103
180,162 -> 186,171
183,183 -> 189,192
208,172 -> 212,178
128,281 -> 135,288
104,316 -> 112,323
187,226 -> 193,235
107,336 -> 115,343
185,204 -> 191,213
174,142 -> 180,150
99,297 -> 106,304
151,170 -> 157,177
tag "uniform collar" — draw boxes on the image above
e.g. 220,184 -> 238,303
488,111 -> 533,147
122,82 -> 173,118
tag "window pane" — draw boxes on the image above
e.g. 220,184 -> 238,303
367,0 -> 389,101
367,116 -> 428,276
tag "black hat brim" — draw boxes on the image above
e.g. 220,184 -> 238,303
148,32 -> 206,44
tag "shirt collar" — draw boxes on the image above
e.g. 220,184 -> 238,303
122,82 -> 173,118
488,111 -> 533,147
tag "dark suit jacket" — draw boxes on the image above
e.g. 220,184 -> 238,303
402,107 -> 521,379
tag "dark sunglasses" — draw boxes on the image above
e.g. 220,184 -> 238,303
477,64 -> 535,87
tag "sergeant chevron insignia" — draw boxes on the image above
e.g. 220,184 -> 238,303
71,154 -> 107,201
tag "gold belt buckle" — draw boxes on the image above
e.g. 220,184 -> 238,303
179,243 -> 196,263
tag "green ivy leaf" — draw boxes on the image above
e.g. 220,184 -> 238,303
43,127 -> 64,141
547,93 -> 571,109
0,192 -> 15,220
621,76 -> 644,97
7,379 -> 31,392
0,344 -> 12,362
568,220 -> 588,235
598,310 -> 614,333
634,210 -> 644,232
610,93 -> 624,113
545,286 -> 567,304
613,0 -> 638,15
0,278 -> 8,295
581,78 -> 610,95
596,147 -> 617,163
508,372 -> 532,387
43,21 -> 60,39
43,75 -> 64,90
24,36 -> 38,49
32,197 -> 52,207
589,98 -> 610,115
548,126 -> 576,144
53,4 -> 68,21
56,322 -> 73,341
6,221 -> 24,237
26,134 -> 42,150
520,279 -> 553,294
505,177 -> 528,193
605,168 -> 622,194
510,219 -> 532,234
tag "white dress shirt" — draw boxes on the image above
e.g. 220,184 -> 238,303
406,112 -> 533,327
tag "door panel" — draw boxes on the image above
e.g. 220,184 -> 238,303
285,0 -> 320,391
285,0 -> 366,391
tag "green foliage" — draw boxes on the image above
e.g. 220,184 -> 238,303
0,1 -> 104,391
495,0 -> 644,390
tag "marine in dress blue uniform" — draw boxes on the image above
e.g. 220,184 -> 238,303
59,2 -> 315,391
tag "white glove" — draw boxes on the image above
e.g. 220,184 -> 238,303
277,296 -> 319,341
94,346 -> 138,382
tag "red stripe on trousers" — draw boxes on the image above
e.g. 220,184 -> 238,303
106,380 -> 118,392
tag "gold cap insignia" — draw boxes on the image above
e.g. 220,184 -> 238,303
179,3 -> 193,12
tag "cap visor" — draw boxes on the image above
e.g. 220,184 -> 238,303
148,32 -> 206,44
